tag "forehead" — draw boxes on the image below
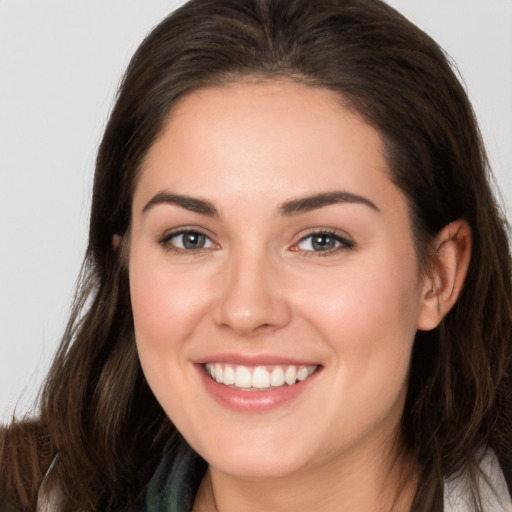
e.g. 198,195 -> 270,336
136,81 -> 395,205
134,80 -> 409,226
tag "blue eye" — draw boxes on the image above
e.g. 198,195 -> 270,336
161,230 -> 216,251
296,232 -> 353,253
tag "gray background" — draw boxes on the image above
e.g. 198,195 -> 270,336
1,1 -> 511,422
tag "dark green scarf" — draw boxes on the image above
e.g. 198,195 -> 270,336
133,439 -> 206,512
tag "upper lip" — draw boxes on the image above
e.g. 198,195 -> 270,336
193,353 -> 321,366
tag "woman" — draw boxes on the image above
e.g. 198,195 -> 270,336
1,0 -> 511,510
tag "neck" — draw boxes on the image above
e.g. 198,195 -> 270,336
193,441 -> 419,512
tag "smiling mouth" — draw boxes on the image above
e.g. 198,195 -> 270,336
203,363 -> 318,391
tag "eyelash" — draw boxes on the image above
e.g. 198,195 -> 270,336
158,228 -> 217,255
158,228 -> 354,256
292,229 -> 355,256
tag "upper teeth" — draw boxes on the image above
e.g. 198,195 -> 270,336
204,363 -> 317,390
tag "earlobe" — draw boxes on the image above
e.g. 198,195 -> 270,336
112,232 -> 131,268
417,219 -> 472,331
112,234 -> 122,250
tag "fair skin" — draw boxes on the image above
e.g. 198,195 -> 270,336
128,81 -> 470,511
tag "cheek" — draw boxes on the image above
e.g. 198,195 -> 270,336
128,247 -> 212,406
329,276 -> 418,433
128,256 -> 209,426
297,250 -> 421,398
301,250 -> 420,342
129,254 -> 210,350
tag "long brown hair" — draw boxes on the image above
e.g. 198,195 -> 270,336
2,1 -> 511,510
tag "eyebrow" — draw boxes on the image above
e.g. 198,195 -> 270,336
142,192 -> 219,216
279,191 -> 380,216
142,190 -> 379,217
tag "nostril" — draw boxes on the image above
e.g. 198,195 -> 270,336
211,270 -> 292,335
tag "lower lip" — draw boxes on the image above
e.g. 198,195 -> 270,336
196,365 -> 320,412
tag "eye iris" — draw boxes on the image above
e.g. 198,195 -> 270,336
312,234 -> 336,251
182,232 -> 205,249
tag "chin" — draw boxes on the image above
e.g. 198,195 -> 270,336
187,427 -> 321,479
208,451 -> 310,480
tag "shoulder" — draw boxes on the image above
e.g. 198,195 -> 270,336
444,449 -> 512,512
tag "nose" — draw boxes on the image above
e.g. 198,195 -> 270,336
211,251 -> 292,337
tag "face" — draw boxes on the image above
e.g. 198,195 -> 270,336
129,81 -> 430,480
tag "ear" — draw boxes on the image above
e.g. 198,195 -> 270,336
417,219 -> 472,331
112,234 -> 122,250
